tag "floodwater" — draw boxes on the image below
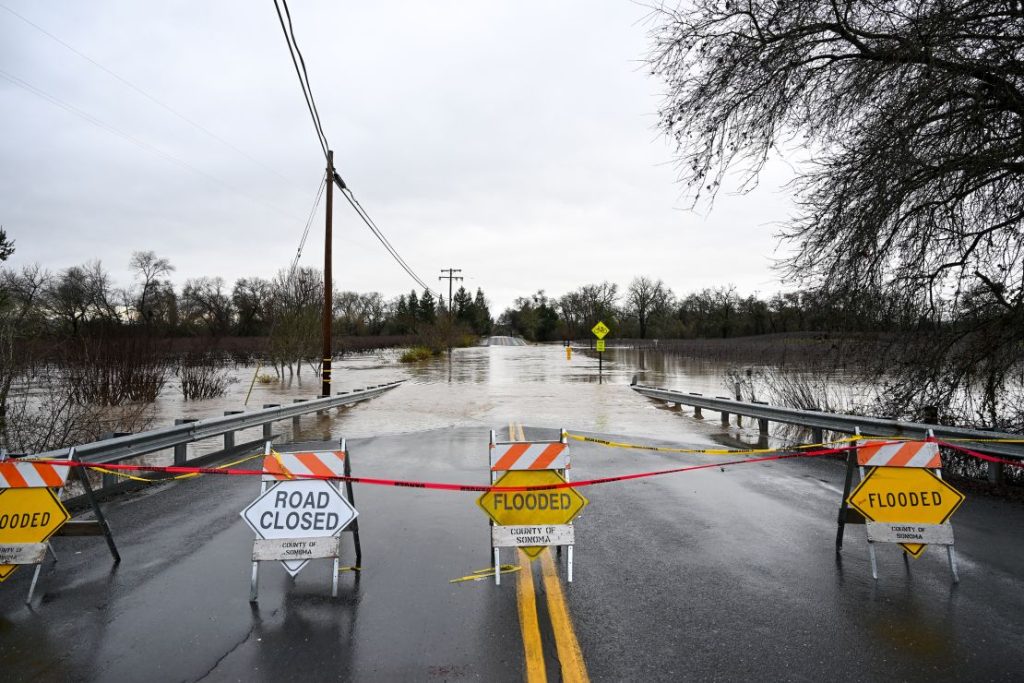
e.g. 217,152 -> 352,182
141,343 -> 757,462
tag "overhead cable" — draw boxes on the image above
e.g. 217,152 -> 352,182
290,172 -> 327,274
333,175 -> 437,295
271,1 -> 435,297
272,0 -> 329,157
0,2 -> 301,188
0,68 -> 300,222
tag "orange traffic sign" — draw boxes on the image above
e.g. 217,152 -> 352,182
0,488 -> 71,580
477,470 -> 588,558
847,467 -> 964,558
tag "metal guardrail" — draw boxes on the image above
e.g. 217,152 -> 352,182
631,384 -> 1022,480
35,380 -> 404,465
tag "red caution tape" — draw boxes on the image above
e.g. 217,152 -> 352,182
27,444 -> 859,493
936,440 -> 1024,469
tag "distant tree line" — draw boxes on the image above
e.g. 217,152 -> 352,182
499,277 -> 922,342
0,250 -> 492,342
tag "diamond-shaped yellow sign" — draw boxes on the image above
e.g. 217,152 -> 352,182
847,467 -> 964,558
0,488 -> 71,581
591,321 -> 610,339
477,470 -> 588,558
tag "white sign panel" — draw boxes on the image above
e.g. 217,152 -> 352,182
0,542 -> 48,566
241,480 -> 357,576
252,537 -> 341,562
865,521 -> 954,546
492,524 -> 575,548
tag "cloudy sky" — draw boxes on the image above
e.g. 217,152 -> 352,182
1,1 -> 798,313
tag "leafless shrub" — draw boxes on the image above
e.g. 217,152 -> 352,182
3,367 -> 153,454
64,335 -> 169,405
176,352 -> 235,400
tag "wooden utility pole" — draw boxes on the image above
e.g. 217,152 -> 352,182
322,150 -> 334,397
439,268 -> 463,318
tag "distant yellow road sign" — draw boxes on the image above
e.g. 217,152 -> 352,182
477,470 -> 588,558
595,340 -> 606,352
591,321 -> 609,339
0,488 -> 71,581
847,467 -> 964,558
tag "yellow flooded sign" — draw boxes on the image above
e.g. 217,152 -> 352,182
591,321 -> 609,339
847,467 -> 964,558
477,470 -> 588,558
595,340 -> 606,352
0,488 -> 71,581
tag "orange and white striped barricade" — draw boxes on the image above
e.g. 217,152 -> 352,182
1,446 -> 120,603
836,429 -> 963,582
241,440 -> 360,601
483,428 -> 581,585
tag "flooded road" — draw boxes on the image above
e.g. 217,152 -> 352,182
157,342 -> 751,461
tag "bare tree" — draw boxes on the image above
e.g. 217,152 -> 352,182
649,1 -> 1024,425
180,277 -> 234,335
626,276 -> 673,339
130,251 -> 175,325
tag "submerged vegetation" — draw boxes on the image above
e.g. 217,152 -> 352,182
399,346 -> 437,363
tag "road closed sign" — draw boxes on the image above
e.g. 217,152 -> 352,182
241,479 -> 357,576
848,466 -> 964,558
0,488 -> 71,581
477,470 -> 588,558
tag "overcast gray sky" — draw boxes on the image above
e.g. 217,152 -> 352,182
1,1 -> 797,313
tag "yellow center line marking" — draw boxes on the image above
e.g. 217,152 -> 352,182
516,549 -> 548,682
540,549 -> 590,683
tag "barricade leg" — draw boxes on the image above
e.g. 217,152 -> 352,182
868,543 -> 879,580
342,442 -> 362,568
567,545 -> 574,582
947,546 -> 960,583
26,562 -> 43,604
250,561 -> 259,602
332,557 -> 340,597
494,548 -> 501,586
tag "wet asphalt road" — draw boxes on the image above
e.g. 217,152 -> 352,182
2,421 -> 1024,681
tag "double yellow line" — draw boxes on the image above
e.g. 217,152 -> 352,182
509,422 -> 589,683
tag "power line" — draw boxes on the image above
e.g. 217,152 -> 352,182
272,0 -> 329,158
334,176 -> 436,295
0,2 -> 301,188
290,172 -> 327,274
271,1 -> 435,297
0,68 -> 301,222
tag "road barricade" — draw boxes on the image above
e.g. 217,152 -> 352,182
0,448 -> 120,603
477,429 -> 588,585
241,440 -> 361,600
836,431 -> 964,581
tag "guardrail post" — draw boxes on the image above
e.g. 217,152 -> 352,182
812,427 -> 824,445
758,417 -> 769,435
173,419 -> 197,465
694,406 -> 702,419
223,411 -> 243,449
99,431 -> 132,489
292,399 -> 308,432
262,404 -> 279,440
988,461 -> 1005,485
